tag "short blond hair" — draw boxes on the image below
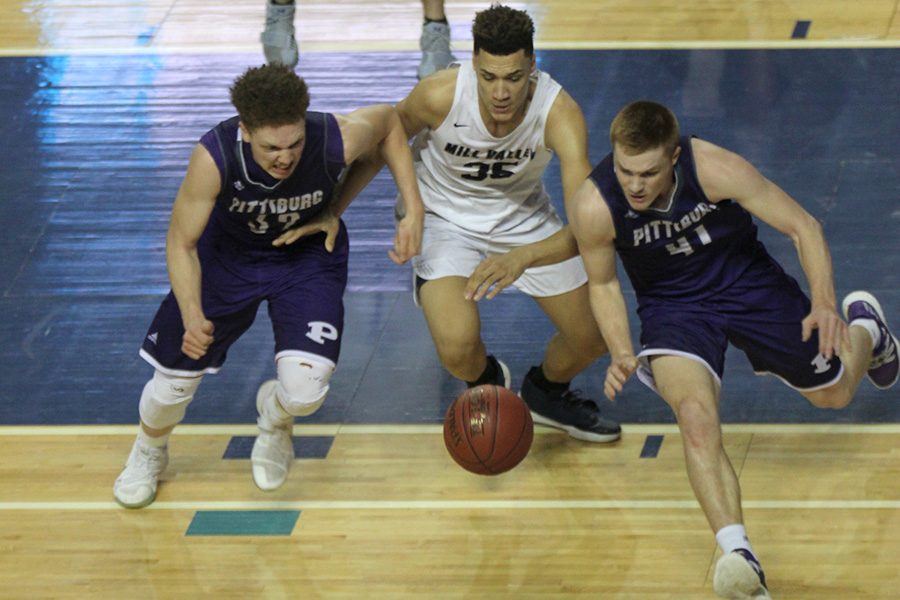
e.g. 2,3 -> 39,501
610,101 -> 680,154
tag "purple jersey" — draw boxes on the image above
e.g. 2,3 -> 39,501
139,112 -> 350,375
589,137 -> 843,392
589,137 -> 773,304
200,112 -> 345,251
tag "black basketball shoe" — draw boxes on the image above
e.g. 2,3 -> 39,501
519,366 -> 621,443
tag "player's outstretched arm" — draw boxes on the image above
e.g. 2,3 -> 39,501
567,178 -> 637,400
464,89 -> 592,302
463,226 -> 578,301
270,202 -> 343,251
371,106 -> 425,264
326,74 -> 454,261
272,105 -> 426,260
166,144 -> 220,359
545,88 -> 593,206
339,104 -> 425,264
693,138 -> 850,359
330,71 -> 455,210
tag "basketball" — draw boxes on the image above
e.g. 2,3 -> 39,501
443,384 -> 534,475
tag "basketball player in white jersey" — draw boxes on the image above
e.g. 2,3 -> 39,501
307,4 -> 620,440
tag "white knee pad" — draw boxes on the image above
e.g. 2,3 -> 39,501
139,370 -> 202,430
275,355 -> 334,417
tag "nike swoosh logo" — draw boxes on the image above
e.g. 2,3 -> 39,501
453,123 -> 468,128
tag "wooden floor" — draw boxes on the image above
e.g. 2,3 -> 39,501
1,0 -> 898,598
2,424 -> 899,598
3,0 -> 900,54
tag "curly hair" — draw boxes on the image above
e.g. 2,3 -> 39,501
229,64 -> 310,131
472,4 -> 535,57
610,101 -> 680,155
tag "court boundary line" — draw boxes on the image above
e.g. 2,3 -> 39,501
1,499 -> 898,511
0,38 -> 898,58
1,423 -> 899,436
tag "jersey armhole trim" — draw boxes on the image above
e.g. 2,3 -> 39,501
210,127 -> 231,193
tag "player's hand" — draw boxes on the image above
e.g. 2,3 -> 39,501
272,209 -> 340,250
182,317 -> 214,360
604,355 -> 638,401
802,304 -> 851,360
389,208 -> 423,265
464,250 -> 529,301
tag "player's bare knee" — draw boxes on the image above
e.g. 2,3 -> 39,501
438,351 -> 473,376
139,370 -> 202,430
434,337 -> 481,374
673,398 -> 721,451
804,384 -> 852,410
275,355 -> 334,417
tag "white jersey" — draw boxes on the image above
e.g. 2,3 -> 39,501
412,61 -> 562,235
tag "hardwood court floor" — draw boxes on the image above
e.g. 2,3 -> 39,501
0,0 -> 898,599
2,425 -> 898,598
2,0 -> 899,54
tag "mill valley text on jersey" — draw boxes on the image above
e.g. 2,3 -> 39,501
442,142 -> 539,161
412,62 -> 562,234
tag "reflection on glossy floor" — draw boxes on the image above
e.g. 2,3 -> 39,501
6,0 -> 900,53
0,0 -> 898,598
3,424 -> 900,598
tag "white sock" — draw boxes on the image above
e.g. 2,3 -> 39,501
850,318 -> 881,351
259,387 -> 293,430
138,427 -> 169,449
715,524 -> 755,557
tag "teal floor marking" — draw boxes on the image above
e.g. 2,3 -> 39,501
186,510 -> 300,536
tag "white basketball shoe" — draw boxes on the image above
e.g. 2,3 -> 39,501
113,437 -> 168,508
251,379 -> 295,491
713,549 -> 772,599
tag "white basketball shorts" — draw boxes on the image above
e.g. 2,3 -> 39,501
411,209 -> 587,299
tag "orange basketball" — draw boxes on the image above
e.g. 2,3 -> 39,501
443,384 -> 534,475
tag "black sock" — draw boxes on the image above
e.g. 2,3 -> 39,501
466,355 -> 499,388
528,364 -> 569,393
424,17 -> 449,25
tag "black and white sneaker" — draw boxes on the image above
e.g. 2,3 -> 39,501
466,355 -> 511,389
520,366 -> 621,443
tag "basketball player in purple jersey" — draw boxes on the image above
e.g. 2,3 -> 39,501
569,101 -> 898,599
113,65 -> 424,508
